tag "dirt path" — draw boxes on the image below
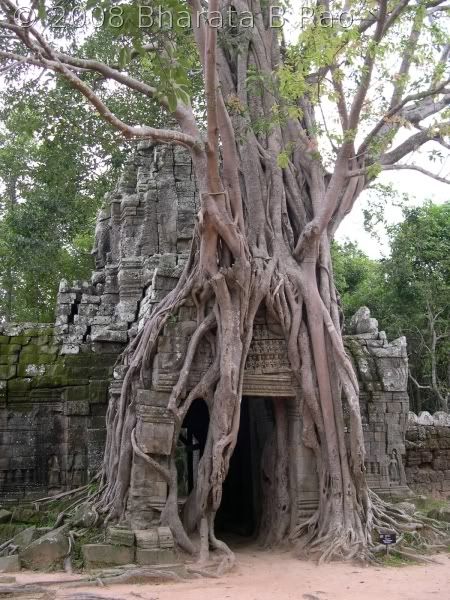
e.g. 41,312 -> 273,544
12,548 -> 450,600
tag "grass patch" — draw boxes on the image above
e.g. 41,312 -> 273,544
71,528 -> 105,572
379,550 -> 419,567
413,496 -> 449,514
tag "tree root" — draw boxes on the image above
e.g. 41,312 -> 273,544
0,584 -> 56,598
0,567 -> 185,598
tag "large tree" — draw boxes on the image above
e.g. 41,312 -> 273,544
1,0 -> 449,562
0,25 -> 169,322
384,203 -> 449,412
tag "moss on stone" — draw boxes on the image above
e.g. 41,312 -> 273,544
0,344 -> 21,356
7,378 -> 32,392
21,327 -> 54,337
0,355 -> 19,365
11,336 -> 31,345
0,365 -> 17,379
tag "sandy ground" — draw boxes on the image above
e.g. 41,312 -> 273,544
9,546 -> 450,600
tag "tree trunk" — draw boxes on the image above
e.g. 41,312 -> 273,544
95,2 -> 376,563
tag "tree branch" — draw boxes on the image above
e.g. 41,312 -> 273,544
389,9 -> 423,109
0,4 -> 203,149
348,162 -> 450,184
380,123 -> 450,165
348,0 -> 388,130
358,81 -> 450,156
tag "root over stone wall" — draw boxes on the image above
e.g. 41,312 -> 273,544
0,143 -> 417,509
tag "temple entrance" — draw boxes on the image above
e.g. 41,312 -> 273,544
214,397 -> 278,541
180,396 -> 275,541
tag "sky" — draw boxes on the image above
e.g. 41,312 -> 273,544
336,168 -> 449,258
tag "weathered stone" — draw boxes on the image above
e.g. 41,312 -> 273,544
0,555 -> 20,573
90,328 -> 128,343
135,549 -> 175,565
157,526 -> 174,548
395,501 -> 416,516
0,509 -> 12,523
135,529 -> 159,550
106,526 -> 135,547
428,507 -> 450,522
82,544 -> 135,568
10,526 -> 36,549
417,411 -> 434,426
71,503 -> 97,528
20,525 -> 69,570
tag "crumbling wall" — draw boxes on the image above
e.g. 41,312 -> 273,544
405,412 -> 450,497
0,323 -> 116,501
344,307 -> 409,497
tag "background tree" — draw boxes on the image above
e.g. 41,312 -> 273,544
383,203 -> 449,412
333,202 -> 449,414
0,23 -> 173,322
1,0 -> 449,562
331,240 -> 386,318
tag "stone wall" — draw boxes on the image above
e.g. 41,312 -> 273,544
0,323 -> 117,501
344,308 -> 409,497
405,412 -> 450,497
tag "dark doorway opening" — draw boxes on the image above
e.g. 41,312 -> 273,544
179,398 -> 209,498
216,396 -> 274,540
179,396 -> 274,541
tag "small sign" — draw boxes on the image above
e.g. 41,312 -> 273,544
379,531 -> 397,545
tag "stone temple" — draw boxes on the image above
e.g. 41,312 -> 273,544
0,142 -> 422,539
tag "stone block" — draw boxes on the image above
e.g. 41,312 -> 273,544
0,364 -> 16,379
0,555 -> 20,573
89,380 -> 109,404
81,295 -> 101,304
0,344 -> 21,355
136,406 -> 175,455
0,509 -> 12,523
135,529 -> 159,549
91,328 -> 128,343
20,525 -> 69,570
0,354 -> 18,365
64,400 -> 90,416
57,292 -> 79,303
82,544 -> 135,568
11,527 -> 36,550
61,344 -> 80,355
106,526 -> 135,547
12,336 -> 31,345
158,526 -> 174,548
136,548 -> 175,565
17,364 -> 46,377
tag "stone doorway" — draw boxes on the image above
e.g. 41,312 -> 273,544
216,397 -> 274,539
179,396 -> 275,542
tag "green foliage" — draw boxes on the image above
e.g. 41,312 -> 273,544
383,203 -> 449,410
333,202 -> 449,412
332,240 -> 387,320
0,17 -> 175,322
